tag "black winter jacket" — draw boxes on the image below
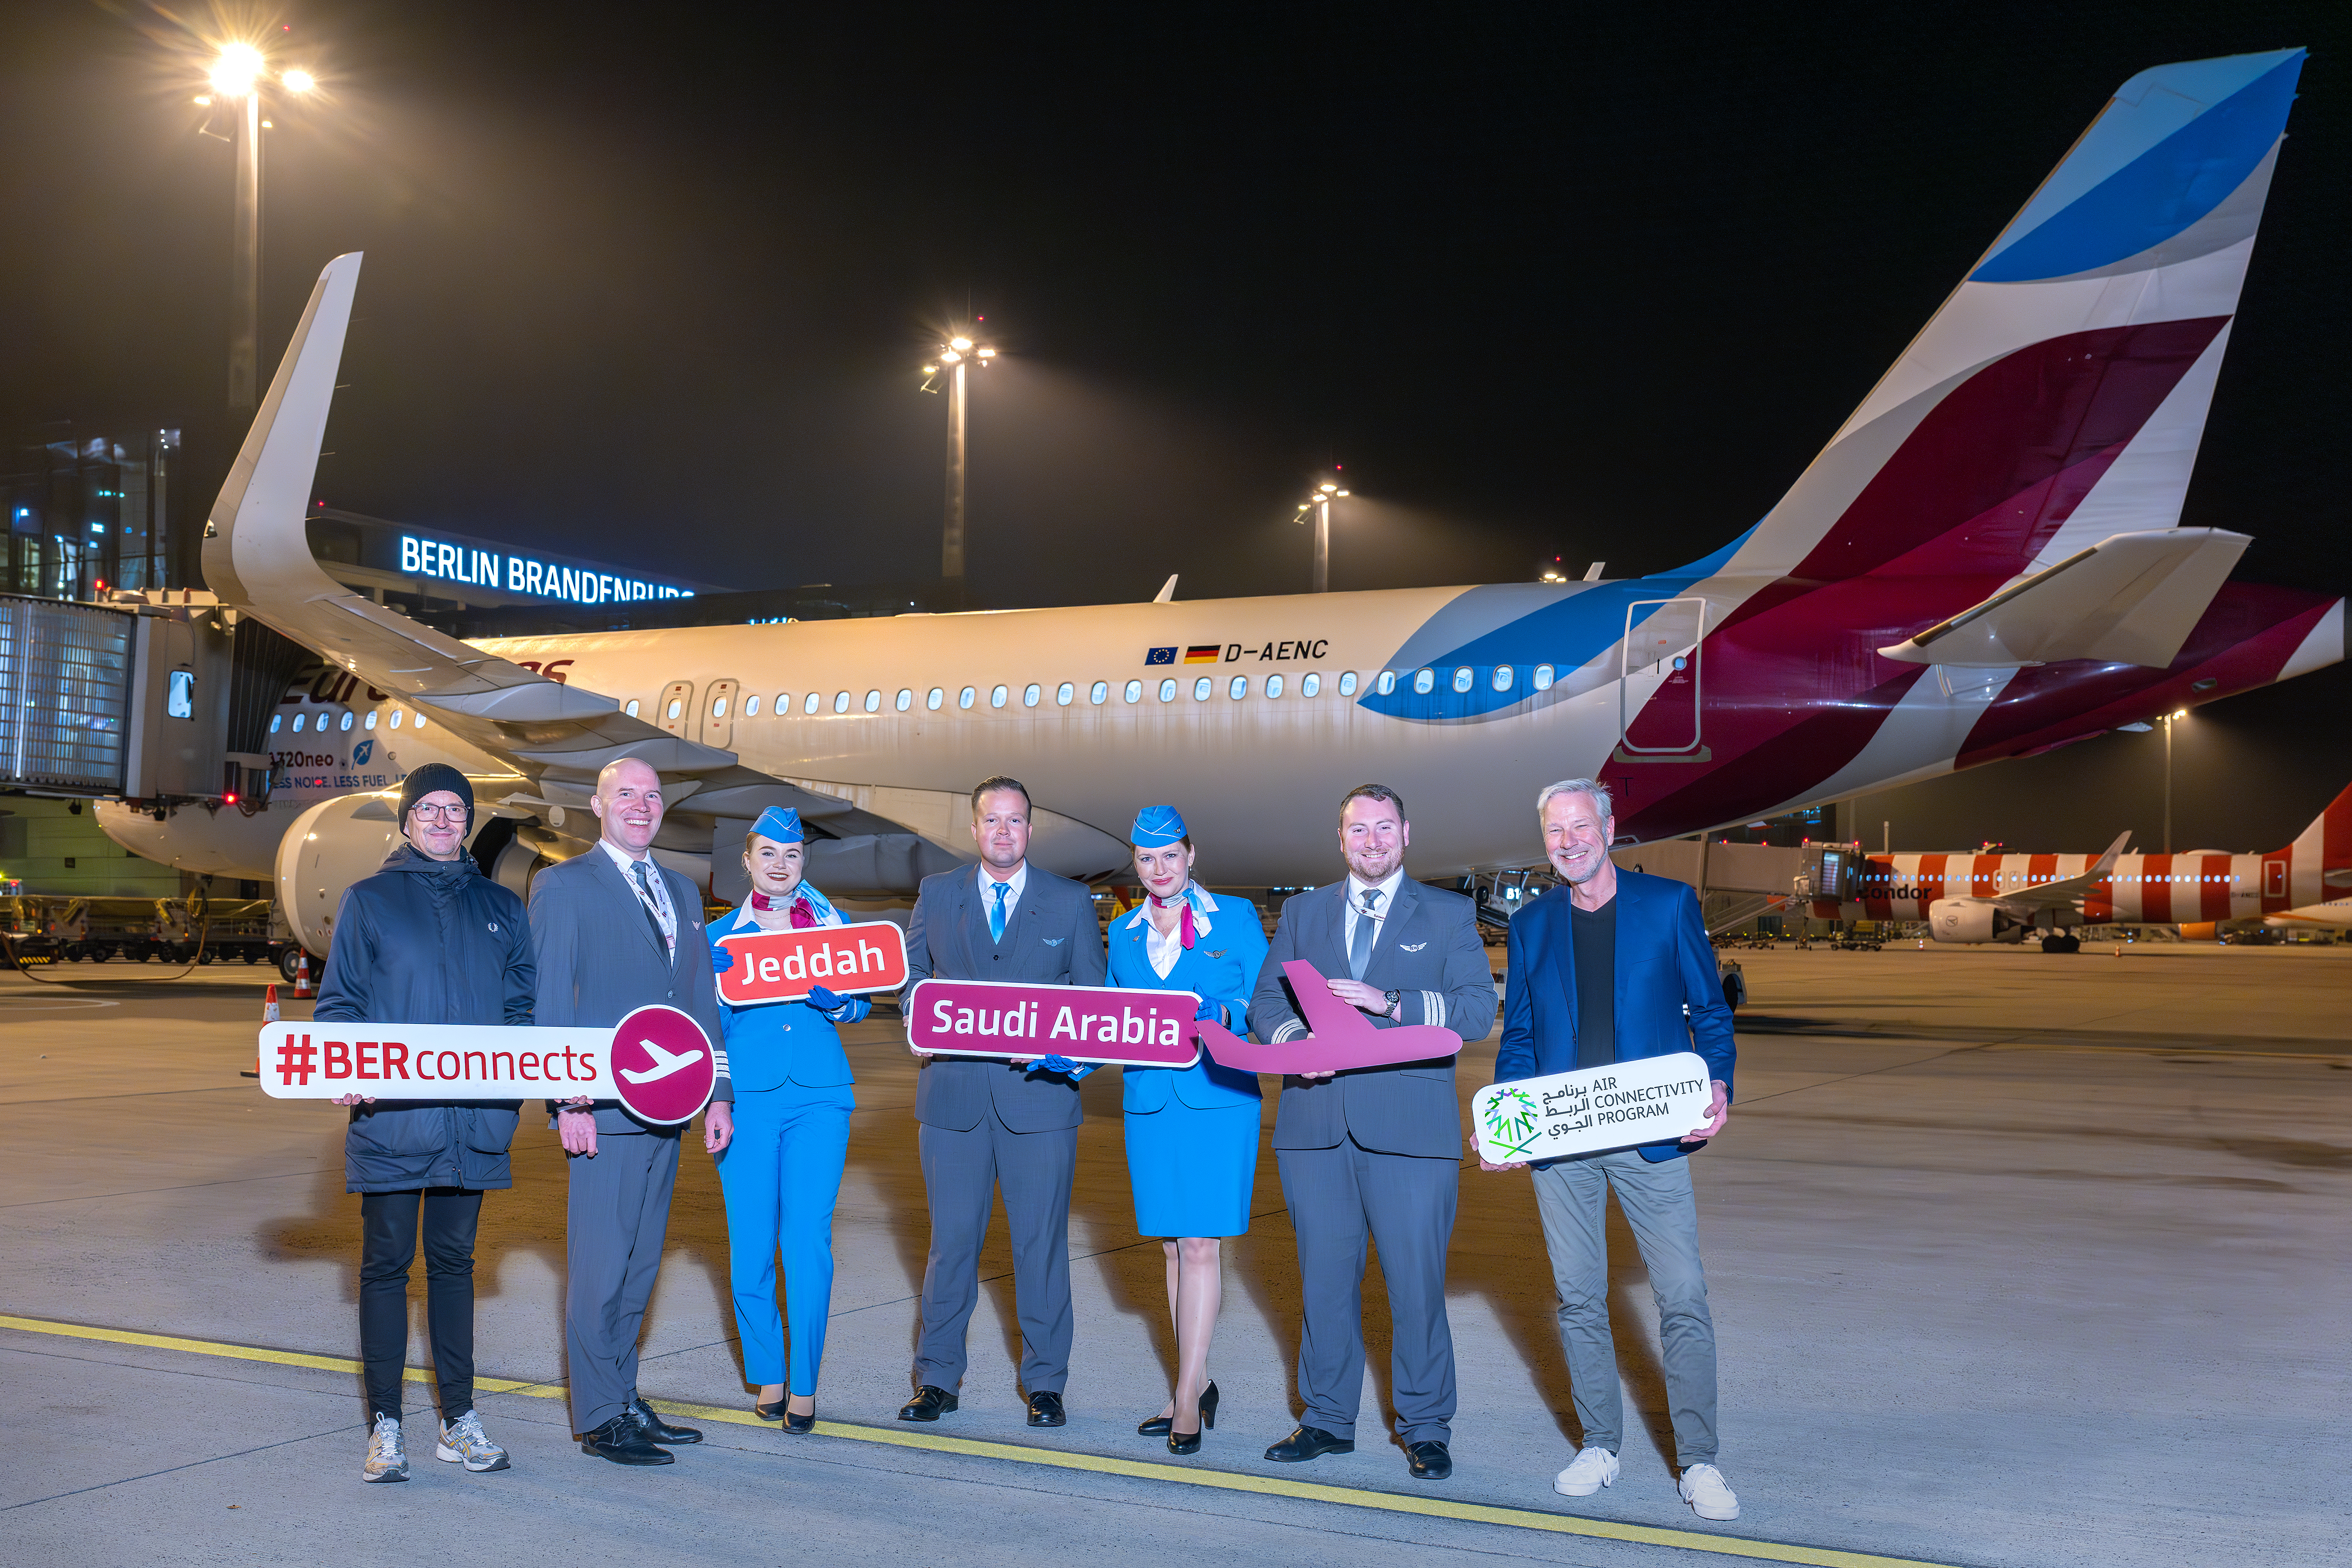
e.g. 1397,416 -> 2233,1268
316,842 -> 535,1193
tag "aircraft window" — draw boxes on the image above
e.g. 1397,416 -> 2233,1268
1533,664 -> 1555,691
270,714 -> 281,733
1301,673 -> 1320,697
1492,665 -> 1514,692
927,687 -> 944,710
771,692 -> 786,713
1376,671 -> 1397,696
834,691 -> 851,713
745,695 -> 761,716
1414,669 -> 1436,695
292,714 -> 306,733
1056,682 -> 1074,706
896,689 -> 913,711
863,690 -> 881,712
1023,683 -> 1042,707
991,685 -> 1008,708
1266,674 -> 1285,699
1338,671 -> 1358,696
1158,678 -> 1177,702
804,693 -> 821,715
1228,675 -> 1248,700
390,711 -> 403,729
365,710 -> 378,729
1089,681 -> 1107,705
341,711 -> 355,731
667,700 -> 683,720
1192,677 -> 1212,701
712,697 -> 729,719
1451,667 -> 1473,693
960,686 -> 976,710
1124,680 -> 1142,703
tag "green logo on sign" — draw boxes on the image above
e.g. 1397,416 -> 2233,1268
1482,1086 -> 1541,1158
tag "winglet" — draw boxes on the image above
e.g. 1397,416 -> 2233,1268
2091,830 -> 2131,876
1152,574 -> 1178,604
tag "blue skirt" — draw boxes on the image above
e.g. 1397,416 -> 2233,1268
1124,1099 -> 1259,1238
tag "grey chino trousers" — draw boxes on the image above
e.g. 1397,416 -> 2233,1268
564,1131 -> 680,1434
1531,1148 -> 1719,1466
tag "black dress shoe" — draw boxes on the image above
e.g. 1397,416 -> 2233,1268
1406,1440 -> 1453,1480
1167,1425 -> 1202,1455
754,1398 -> 786,1422
1026,1390 -> 1067,1427
783,1406 -> 816,1434
899,1385 -> 959,1422
626,1397 -> 702,1445
1138,1381 -> 1218,1437
581,1414 -> 672,1465
1264,1425 -> 1353,1463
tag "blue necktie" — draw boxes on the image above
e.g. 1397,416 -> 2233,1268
989,880 -> 1010,943
632,860 -> 668,951
1349,887 -> 1382,981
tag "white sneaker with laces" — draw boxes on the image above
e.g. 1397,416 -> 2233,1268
363,1413 -> 408,1483
436,1409 -> 511,1473
1553,1446 -> 1621,1496
1679,1462 -> 1740,1521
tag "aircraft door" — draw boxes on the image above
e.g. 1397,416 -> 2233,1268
656,680 -> 695,738
1618,598 -> 1706,754
701,678 -> 740,748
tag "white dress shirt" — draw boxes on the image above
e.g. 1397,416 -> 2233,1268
599,837 -> 676,959
977,860 -> 1029,936
1341,866 -> 1406,957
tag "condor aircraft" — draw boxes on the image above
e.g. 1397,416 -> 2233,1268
1830,779 -> 2352,948
142,50 -> 2344,961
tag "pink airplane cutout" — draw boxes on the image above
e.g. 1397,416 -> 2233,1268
1200,960 -> 1465,1075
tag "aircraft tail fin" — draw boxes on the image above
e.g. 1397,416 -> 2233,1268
2272,779 -> 2352,874
1725,49 -> 2305,587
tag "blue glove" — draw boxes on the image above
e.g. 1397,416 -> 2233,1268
1032,1054 -> 1083,1076
804,984 -> 843,1012
711,946 -> 735,973
1194,997 -> 1226,1025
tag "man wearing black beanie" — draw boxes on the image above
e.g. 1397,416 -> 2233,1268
316,761 -> 534,1484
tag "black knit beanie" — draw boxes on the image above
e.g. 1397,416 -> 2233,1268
398,762 -> 475,829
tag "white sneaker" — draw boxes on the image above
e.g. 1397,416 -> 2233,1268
362,1413 -> 408,1483
436,1408 -> 511,1473
1553,1445 -> 1621,1496
1679,1461 -> 1740,1521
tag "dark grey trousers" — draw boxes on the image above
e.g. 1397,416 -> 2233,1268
914,1113 -> 1078,1396
1532,1149 -> 1719,1466
1276,1136 -> 1459,1445
564,1131 -> 680,1434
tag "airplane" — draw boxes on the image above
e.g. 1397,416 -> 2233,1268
1829,778 -> 2352,949
620,1040 -> 705,1085
120,49 -> 2343,967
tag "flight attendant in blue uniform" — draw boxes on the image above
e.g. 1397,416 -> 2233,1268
706,806 -> 869,1431
1104,804 -> 1269,1454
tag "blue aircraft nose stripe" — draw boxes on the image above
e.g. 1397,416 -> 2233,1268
1971,51 -> 2302,284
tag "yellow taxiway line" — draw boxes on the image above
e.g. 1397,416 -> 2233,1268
0,1312 -> 1963,1568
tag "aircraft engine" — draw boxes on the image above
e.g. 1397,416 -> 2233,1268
1928,898 -> 2023,944
274,793 -> 408,957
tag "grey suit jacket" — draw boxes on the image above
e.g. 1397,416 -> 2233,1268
1248,877 -> 1495,1159
530,847 -> 732,1134
903,864 -> 1108,1133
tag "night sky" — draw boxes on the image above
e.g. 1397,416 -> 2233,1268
2,2 -> 2347,853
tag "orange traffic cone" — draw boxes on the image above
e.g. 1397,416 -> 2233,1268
243,983 -> 280,1079
293,952 -> 312,1000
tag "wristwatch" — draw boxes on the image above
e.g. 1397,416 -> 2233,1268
1383,988 -> 1402,1019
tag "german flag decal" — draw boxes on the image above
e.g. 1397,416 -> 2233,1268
1183,644 -> 1222,664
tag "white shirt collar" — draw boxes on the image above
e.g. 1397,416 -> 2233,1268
1346,866 -> 1406,912
1122,882 -> 1219,931
977,860 -> 1028,902
599,837 -> 654,876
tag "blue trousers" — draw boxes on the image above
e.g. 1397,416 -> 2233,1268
715,1086 -> 853,1394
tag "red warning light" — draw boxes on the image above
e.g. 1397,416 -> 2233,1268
223,791 -> 240,805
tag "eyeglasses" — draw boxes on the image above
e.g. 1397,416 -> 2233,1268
408,804 -> 467,822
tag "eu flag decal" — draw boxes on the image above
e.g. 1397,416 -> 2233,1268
1145,646 -> 1176,666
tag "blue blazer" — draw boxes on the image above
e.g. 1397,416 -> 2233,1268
1494,869 -> 1735,1163
1107,891 -> 1268,1113
708,904 -> 869,1095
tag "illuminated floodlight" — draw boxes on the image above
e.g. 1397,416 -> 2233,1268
193,94 -> 212,105
210,42 -> 264,97
2171,708 -> 2188,720
922,363 -> 938,374
282,69 -> 316,93
949,336 -> 973,352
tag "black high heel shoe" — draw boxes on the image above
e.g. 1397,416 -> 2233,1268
1138,1381 -> 1218,1438
755,1398 -> 786,1422
783,1405 -> 816,1434
1167,1424 -> 1202,1455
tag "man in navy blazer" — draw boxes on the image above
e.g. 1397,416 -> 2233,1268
1485,778 -> 1740,1523
895,777 -> 1107,1429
